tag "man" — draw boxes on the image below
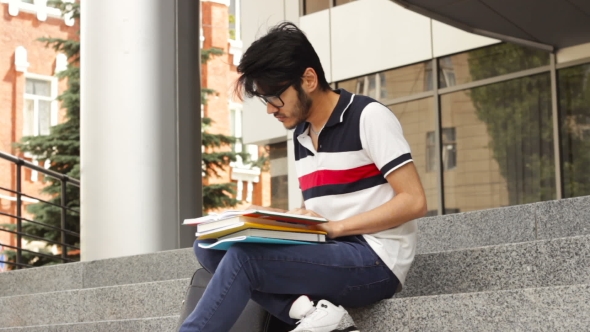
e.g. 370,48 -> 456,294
180,22 -> 426,332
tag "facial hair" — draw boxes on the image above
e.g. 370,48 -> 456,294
284,87 -> 312,130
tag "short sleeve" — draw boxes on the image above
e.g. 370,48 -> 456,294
359,102 -> 413,177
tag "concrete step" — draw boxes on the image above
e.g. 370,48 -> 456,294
0,248 -> 198,298
7,284 -> 586,332
0,316 -> 178,332
2,196 -> 587,299
400,234 -> 590,298
2,234 -> 589,320
0,280 -> 188,329
350,283 -> 590,332
417,195 -> 590,254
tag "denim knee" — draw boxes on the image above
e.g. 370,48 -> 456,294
193,240 -> 223,274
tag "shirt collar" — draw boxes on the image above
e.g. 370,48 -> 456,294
297,89 -> 355,138
325,89 -> 355,128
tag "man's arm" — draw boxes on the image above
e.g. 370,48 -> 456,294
311,162 -> 426,238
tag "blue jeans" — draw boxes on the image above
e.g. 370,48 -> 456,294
179,235 -> 399,332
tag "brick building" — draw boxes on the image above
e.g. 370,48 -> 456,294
0,0 -> 77,270
0,0 -> 270,270
201,0 -> 270,212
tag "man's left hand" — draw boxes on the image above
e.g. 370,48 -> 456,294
286,208 -> 341,239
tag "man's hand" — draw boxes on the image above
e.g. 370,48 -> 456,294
287,208 -> 342,239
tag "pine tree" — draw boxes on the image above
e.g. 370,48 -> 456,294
5,1 -> 81,268
201,47 -> 249,212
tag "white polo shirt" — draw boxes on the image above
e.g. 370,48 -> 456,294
293,89 -> 417,288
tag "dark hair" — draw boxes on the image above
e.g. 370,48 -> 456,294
235,22 -> 330,99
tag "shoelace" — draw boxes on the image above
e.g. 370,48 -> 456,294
295,306 -> 318,325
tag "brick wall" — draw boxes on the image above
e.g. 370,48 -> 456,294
0,3 -> 78,257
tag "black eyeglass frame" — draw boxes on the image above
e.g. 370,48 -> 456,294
256,83 -> 293,108
255,74 -> 307,108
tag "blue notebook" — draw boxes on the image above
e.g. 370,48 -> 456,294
197,236 -> 318,250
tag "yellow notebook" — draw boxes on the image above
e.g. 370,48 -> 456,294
196,220 -> 326,240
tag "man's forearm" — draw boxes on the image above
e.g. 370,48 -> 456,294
331,191 -> 426,238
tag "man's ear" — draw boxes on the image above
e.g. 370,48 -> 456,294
302,67 -> 319,93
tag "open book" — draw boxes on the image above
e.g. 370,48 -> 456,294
195,220 -> 326,240
183,209 -> 327,228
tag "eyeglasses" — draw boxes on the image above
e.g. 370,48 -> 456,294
257,83 -> 292,108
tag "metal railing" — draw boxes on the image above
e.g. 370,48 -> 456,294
0,151 -> 80,270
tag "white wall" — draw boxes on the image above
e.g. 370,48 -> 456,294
241,0 -> 295,145
328,0 -> 432,81
299,10 -> 332,82
432,20 -> 499,58
556,42 -> 590,63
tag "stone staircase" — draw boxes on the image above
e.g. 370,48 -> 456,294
1,196 -> 589,331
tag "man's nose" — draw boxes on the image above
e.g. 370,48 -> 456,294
267,103 -> 279,114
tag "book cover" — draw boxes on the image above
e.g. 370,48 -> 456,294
196,221 -> 326,240
196,216 -> 308,233
197,236 -> 319,250
218,228 -> 326,242
184,209 -> 327,226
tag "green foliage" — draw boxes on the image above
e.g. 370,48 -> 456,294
467,43 -> 555,205
4,0 -> 81,268
557,64 -> 590,197
201,48 -> 259,212
201,47 -> 224,64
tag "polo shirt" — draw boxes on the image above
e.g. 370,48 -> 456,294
293,88 -> 417,288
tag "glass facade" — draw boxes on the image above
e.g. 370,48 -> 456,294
338,61 -> 432,101
437,43 -> 550,88
441,74 -> 555,213
558,63 -> 590,198
388,98 -> 438,214
337,42 -> 590,215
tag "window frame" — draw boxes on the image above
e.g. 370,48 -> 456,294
23,73 -> 59,138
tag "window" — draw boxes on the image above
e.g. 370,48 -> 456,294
338,61 -> 432,101
388,98 -> 439,219
230,108 -> 258,161
301,0 -> 356,15
426,128 -> 456,172
23,77 -> 56,137
441,73 -> 554,212
558,63 -> 590,198
302,0 -> 330,15
437,43 -> 550,88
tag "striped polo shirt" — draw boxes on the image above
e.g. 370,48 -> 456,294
294,89 -> 417,287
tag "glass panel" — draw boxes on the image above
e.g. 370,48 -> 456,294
558,63 -> 590,198
334,0 -> 355,6
441,73 -> 555,214
304,0 -> 330,15
23,99 -> 35,136
388,98 -> 438,215
381,61 -> 432,99
438,43 -> 550,88
337,61 -> 432,101
25,79 -> 51,97
38,100 -> 51,136
338,76 -> 363,96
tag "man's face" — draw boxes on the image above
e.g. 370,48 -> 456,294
261,84 -> 312,130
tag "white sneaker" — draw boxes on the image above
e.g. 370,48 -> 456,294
288,295 -> 359,332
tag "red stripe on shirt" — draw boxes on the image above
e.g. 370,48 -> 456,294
299,164 -> 381,191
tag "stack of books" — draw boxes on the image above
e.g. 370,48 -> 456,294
183,210 -> 328,250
